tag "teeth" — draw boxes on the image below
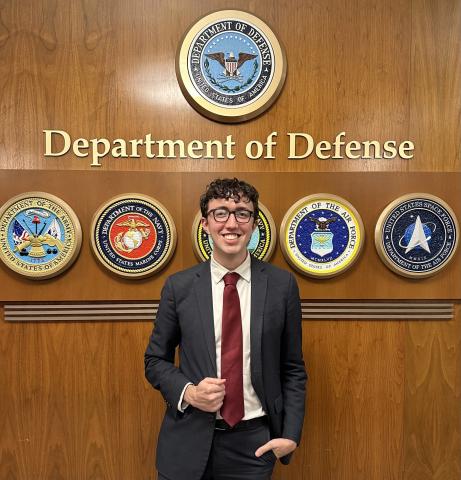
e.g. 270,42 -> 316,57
223,234 -> 238,239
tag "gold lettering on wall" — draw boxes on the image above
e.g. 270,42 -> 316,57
287,132 -> 415,160
43,129 -> 414,166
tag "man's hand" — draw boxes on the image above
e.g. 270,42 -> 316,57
255,438 -> 297,459
184,378 -> 226,412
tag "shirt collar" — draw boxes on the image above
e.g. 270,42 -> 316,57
210,253 -> 251,284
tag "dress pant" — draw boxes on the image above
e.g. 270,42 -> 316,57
158,417 -> 276,480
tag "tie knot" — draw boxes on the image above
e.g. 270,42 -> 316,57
223,272 -> 239,287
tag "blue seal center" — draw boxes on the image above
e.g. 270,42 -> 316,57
295,211 -> 349,263
202,32 -> 262,95
9,212 -> 66,264
189,19 -> 273,107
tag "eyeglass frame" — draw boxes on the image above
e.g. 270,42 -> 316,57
206,207 -> 255,224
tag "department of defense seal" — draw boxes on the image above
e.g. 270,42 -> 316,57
91,194 -> 177,278
375,193 -> 458,278
176,10 -> 286,122
280,194 -> 364,278
0,192 -> 82,279
191,201 -> 276,262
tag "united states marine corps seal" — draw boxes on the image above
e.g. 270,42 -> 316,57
192,202 -> 276,262
0,192 -> 82,279
176,10 -> 286,122
375,194 -> 458,278
280,194 -> 364,278
90,194 -> 176,278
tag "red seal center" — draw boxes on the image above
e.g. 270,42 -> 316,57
108,213 -> 157,260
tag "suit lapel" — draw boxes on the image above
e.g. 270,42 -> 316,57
193,261 -> 217,377
250,258 -> 267,407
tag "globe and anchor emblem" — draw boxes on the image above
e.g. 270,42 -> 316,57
91,195 -> 176,278
113,217 -> 151,253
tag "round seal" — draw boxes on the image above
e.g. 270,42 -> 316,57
90,194 -> 177,278
191,202 -> 276,262
280,194 -> 364,278
0,192 -> 82,279
176,10 -> 286,122
375,193 -> 458,278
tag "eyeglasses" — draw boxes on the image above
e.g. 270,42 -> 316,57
206,208 -> 254,224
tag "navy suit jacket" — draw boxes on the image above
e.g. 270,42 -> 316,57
145,258 -> 307,480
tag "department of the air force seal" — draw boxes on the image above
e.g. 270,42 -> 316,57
176,10 -> 286,122
191,202 -> 276,262
90,194 -> 177,278
0,192 -> 82,279
375,194 -> 458,278
280,194 -> 364,278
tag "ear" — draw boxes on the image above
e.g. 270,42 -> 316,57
201,217 -> 209,234
252,217 -> 257,232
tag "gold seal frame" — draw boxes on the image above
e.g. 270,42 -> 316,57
374,193 -> 459,279
191,201 -> 277,262
280,194 -> 365,278
0,192 -> 82,280
176,10 -> 287,123
90,194 -> 177,279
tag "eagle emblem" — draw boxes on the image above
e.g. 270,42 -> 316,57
308,216 -> 337,231
205,51 -> 257,82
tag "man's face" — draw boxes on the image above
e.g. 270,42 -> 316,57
201,196 -> 256,267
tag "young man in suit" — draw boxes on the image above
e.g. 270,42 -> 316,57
145,178 -> 307,480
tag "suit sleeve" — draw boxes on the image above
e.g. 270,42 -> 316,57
144,276 -> 191,411
281,273 -> 307,444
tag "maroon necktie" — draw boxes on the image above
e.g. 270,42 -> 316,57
220,272 -> 244,427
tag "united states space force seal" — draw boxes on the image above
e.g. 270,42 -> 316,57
280,194 -> 364,278
0,192 -> 82,279
91,194 -> 177,278
375,194 -> 458,278
176,10 -> 286,122
192,202 -> 276,262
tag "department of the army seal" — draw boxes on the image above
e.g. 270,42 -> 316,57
280,194 -> 364,278
375,193 -> 458,278
0,192 -> 82,279
90,194 -> 177,278
191,201 -> 276,262
176,10 -> 286,122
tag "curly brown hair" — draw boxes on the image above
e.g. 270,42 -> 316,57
200,178 -> 259,220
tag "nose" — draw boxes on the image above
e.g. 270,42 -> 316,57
224,212 -> 239,228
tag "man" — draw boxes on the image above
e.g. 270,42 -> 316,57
145,178 -> 307,480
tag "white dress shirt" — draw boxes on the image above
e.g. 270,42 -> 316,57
178,253 -> 265,420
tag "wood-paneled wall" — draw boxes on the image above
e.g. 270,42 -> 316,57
0,0 -> 459,173
0,0 -> 460,479
1,309 -> 459,479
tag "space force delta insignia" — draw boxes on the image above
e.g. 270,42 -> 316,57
176,10 -> 286,122
375,194 -> 458,278
91,195 -> 177,279
280,195 -> 364,278
0,192 -> 82,279
192,202 -> 276,262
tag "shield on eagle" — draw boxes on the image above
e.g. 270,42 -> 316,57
310,231 -> 334,257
